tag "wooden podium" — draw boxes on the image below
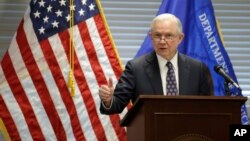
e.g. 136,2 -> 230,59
120,95 -> 247,141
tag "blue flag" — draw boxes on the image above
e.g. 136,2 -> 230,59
136,0 -> 249,125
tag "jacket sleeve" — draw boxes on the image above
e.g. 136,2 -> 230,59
100,61 -> 136,115
199,63 -> 214,96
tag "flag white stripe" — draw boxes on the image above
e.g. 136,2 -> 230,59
86,17 -> 128,118
9,35 -> 58,140
27,38 -> 75,141
47,34 -> 75,140
0,66 -> 33,141
85,18 -> 115,82
69,21 -> 112,140
73,25 -> 110,140
84,18 -> 119,141
48,33 -> 97,140
86,18 -> 127,119
74,26 -> 102,140
23,13 -> 76,140
86,18 -> 129,119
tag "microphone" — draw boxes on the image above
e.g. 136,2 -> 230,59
214,65 -> 241,90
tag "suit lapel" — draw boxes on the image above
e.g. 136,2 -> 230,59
144,52 -> 163,95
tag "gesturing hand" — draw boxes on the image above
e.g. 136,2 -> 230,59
98,78 -> 114,108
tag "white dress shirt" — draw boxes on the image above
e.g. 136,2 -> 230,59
156,53 -> 179,95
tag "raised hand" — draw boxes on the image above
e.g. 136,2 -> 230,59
98,78 -> 114,108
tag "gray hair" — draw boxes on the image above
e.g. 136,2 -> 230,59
150,13 -> 183,33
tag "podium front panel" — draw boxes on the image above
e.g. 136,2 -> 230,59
122,95 -> 247,141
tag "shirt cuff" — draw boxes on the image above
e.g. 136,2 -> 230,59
101,97 -> 113,110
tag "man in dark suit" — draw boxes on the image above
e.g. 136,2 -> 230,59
99,13 -> 214,115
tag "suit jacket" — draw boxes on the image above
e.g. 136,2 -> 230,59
100,51 -> 214,114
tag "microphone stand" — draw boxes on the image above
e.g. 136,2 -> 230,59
224,80 -> 230,96
224,79 -> 242,96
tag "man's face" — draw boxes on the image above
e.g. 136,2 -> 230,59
150,20 -> 184,60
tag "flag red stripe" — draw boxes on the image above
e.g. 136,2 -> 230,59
0,95 -> 21,140
94,15 -> 127,140
1,53 -> 45,141
17,19 -> 67,141
94,15 -> 123,79
39,39 -> 86,141
78,19 -> 107,90
95,14 -> 133,114
58,27 -> 107,141
78,17 -> 126,140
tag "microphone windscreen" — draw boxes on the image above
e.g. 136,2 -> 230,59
214,65 -> 222,73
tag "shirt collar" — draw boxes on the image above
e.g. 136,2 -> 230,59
156,52 -> 178,71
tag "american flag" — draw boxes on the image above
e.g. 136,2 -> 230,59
0,0 -> 127,140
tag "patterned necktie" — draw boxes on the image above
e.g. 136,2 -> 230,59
166,61 -> 178,95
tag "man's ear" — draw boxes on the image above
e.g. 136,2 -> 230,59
178,33 -> 184,42
149,31 -> 153,40
149,31 -> 152,36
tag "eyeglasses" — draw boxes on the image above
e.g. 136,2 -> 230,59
152,33 -> 179,41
